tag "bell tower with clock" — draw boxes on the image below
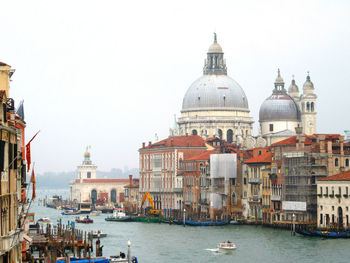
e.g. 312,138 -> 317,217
300,72 -> 317,135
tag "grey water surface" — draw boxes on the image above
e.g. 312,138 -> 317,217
31,189 -> 350,263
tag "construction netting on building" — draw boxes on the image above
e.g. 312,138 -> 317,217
210,154 -> 237,209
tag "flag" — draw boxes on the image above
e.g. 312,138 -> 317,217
30,168 -> 36,200
26,131 -> 40,172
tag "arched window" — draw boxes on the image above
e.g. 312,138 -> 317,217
335,158 -> 339,167
227,129 -> 233,143
311,102 -> 314,112
91,189 -> 97,204
306,102 -> 310,112
111,189 -> 117,203
192,129 -> 197,135
231,192 -> 236,205
346,159 -> 349,167
218,129 -> 223,140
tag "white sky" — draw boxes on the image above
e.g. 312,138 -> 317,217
1,0 -> 349,173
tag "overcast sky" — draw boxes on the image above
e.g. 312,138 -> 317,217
1,0 -> 349,173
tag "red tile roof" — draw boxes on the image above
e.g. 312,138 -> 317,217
318,170 -> 350,181
185,150 -> 215,161
143,135 -> 206,149
245,152 -> 272,164
271,135 -> 314,146
75,179 -> 130,184
0,62 -> 9,66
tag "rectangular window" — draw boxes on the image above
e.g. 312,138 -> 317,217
231,178 -> 236,185
244,177 -> 247,185
339,187 -> 341,195
320,187 -> 323,195
320,213 -> 323,225
269,124 -> 273,132
87,172 -> 91,178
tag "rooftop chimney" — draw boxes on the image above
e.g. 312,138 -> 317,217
129,174 -> 133,186
142,142 -> 145,148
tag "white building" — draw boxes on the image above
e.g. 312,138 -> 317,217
177,34 -> 254,146
317,170 -> 350,229
259,70 -> 317,145
70,149 -> 129,205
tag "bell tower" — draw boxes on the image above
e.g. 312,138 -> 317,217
300,72 -> 317,135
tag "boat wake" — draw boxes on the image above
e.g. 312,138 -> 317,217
205,248 -> 219,253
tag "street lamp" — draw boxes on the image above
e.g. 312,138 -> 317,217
127,240 -> 131,263
292,213 -> 296,236
183,208 -> 186,227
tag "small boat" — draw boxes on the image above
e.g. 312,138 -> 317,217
185,220 -> 228,226
92,230 -> 107,238
218,241 -> 237,253
229,220 -> 241,225
62,210 -> 80,215
105,208 -> 131,222
37,217 -> 51,223
90,210 -> 101,216
296,229 -> 350,238
75,216 -> 93,224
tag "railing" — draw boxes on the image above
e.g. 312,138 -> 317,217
248,177 -> 262,184
248,196 -> 261,203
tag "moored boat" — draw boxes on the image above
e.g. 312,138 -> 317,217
75,215 -> 93,224
296,229 -> 350,238
218,241 -> 237,253
92,230 -> 107,238
105,208 -> 131,222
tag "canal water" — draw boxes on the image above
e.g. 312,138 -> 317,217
31,189 -> 350,263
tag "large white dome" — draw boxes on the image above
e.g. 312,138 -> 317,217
181,74 -> 249,112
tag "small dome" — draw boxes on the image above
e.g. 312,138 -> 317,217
84,151 -> 90,158
288,79 -> 299,94
208,43 -> 223,53
275,69 -> 284,85
259,94 -> 301,122
303,73 -> 314,90
208,32 -> 223,53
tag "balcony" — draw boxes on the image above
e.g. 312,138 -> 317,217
271,194 -> 281,201
0,231 -> 16,255
173,187 -> 183,193
210,186 -> 225,195
248,177 -> 262,184
248,195 -> 261,203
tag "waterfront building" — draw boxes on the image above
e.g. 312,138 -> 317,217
244,148 -> 271,223
124,175 -> 140,214
182,150 -> 214,219
139,135 -> 207,217
317,170 -> 350,229
269,132 -> 350,225
69,150 -> 129,205
0,62 -> 27,263
176,34 -> 254,146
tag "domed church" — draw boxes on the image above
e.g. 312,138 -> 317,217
176,34 -> 254,145
259,70 -> 317,145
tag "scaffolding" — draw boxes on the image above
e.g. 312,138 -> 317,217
282,152 -> 327,224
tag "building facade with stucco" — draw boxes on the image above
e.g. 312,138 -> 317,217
69,149 -> 129,205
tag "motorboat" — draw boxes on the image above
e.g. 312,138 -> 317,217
75,216 -> 93,224
105,208 -> 131,222
92,230 -> 107,238
62,210 -> 80,215
218,241 -> 237,253
37,217 -> 51,224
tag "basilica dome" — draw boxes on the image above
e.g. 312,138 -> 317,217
259,93 -> 301,122
181,74 -> 249,111
259,70 -> 301,122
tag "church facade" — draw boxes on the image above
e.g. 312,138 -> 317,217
69,149 -> 129,205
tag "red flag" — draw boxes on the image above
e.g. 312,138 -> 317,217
26,143 -> 31,172
30,168 -> 36,200
26,131 -> 40,172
